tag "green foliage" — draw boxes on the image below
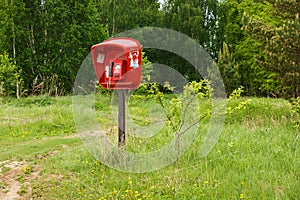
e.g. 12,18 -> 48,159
0,0 -> 298,98
98,0 -> 162,37
228,86 -> 244,100
141,52 -> 153,82
0,0 -> 8,52
290,97 -> 300,114
226,86 -> 251,119
217,0 -> 271,96
132,82 -> 176,129
184,80 -> 212,99
133,80 -> 211,132
148,0 -> 219,81
0,52 -> 21,96
290,98 -> 300,127
1,0 -> 107,96
242,0 -> 300,97
217,42 -> 240,95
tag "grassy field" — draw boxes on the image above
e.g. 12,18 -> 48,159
0,95 -> 299,199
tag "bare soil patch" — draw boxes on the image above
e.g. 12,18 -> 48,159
0,151 -> 59,200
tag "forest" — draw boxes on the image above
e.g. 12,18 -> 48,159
0,0 -> 299,98
1,1 -> 300,199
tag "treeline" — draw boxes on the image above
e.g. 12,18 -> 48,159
0,0 -> 299,98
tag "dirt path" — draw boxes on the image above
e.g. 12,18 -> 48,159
0,151 -> 58,200
0,133 -> 95,199
0,160 -> 24,200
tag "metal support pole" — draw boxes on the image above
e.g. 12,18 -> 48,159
118,90 -> 126,147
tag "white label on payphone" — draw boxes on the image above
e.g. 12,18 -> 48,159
129,51 -> 139,68
97,53 -> 105,63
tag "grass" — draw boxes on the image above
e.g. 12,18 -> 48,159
0,95 -> 299,199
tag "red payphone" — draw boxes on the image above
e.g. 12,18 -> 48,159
91,38 -> 142,147
91,38 -> 142,90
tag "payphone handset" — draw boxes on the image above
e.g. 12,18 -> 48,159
106,60 -> 124,81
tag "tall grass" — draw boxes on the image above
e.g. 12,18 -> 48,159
0,95 -> 299,199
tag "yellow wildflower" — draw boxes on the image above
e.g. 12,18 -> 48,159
240,193 -> 244,199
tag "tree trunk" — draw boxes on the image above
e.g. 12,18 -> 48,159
11,0 -> 20,99
112,0 -> 115,37
10,0 -> 16,66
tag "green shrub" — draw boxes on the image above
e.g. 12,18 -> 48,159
0,52 -> 21,96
